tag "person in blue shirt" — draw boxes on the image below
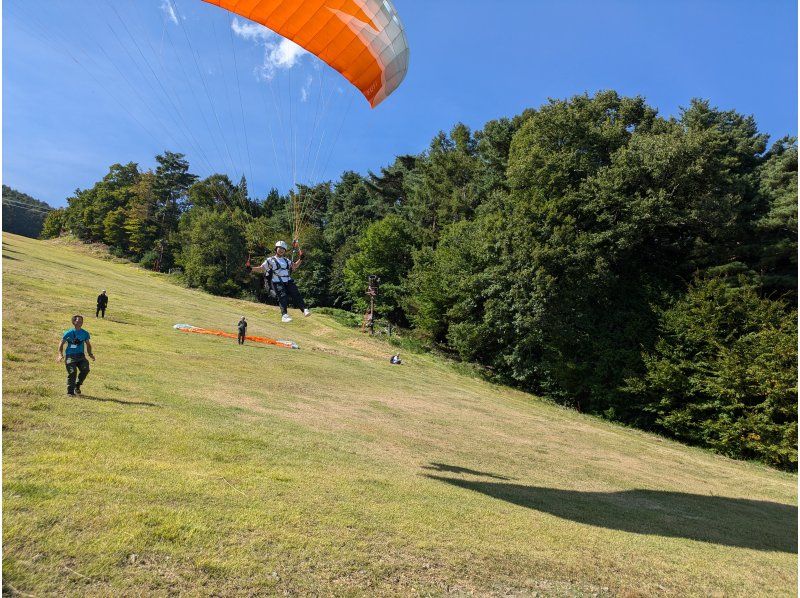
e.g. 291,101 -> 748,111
57,314 -> 95,396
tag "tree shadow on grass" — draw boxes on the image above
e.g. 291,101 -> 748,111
79,394 -> 158,407
425,474 -> 797,553
422,462 -> 514,480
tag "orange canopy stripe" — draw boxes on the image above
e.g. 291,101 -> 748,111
202,0 -> 409,107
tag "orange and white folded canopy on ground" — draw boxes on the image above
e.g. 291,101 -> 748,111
202,0 -> 410,107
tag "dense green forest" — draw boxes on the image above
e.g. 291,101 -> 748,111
3,185 -> 53,238
42,92 -> 798,470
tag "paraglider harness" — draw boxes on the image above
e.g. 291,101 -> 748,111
264,265 -> 278,298
263,242 -> 303,299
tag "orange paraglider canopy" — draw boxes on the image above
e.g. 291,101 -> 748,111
173,324 -> 298,349
202,0 -> 409,107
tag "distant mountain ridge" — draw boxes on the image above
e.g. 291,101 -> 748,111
2,185 -> 54,238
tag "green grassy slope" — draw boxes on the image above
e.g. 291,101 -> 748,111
3,233 -> 797,597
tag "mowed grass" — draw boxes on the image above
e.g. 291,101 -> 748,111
2,233 -> 797,597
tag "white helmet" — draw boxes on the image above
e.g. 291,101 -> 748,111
275,240 -> 288,250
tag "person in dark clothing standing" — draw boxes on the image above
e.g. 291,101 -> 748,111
57,314 -> 96,396
96,290 -> 108,318
237,316 -> 248,345
252,241 -> 311,323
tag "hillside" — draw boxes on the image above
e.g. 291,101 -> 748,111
2,186 -> 53,239
2,233 -> 797,596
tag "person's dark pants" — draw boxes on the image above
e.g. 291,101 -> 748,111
238,331 -> 246,345
274,281 -> 306,315
65,356 -> 90,394
96,306 -> 106,318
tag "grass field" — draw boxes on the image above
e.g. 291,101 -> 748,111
2,232 -> 797,596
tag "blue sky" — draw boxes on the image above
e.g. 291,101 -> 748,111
3,0 -> 797,207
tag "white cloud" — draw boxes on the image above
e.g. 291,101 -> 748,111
257,38 -> 308,81
300,75 -> 313,102
231,18 -> 272,42
231,17 -> 308,81
160,0 -> 178,25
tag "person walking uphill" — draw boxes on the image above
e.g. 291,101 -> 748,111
237,316 -> 247,345
253,241 -> 311,323
96,290 -> 108,318
57,315 -> 95,396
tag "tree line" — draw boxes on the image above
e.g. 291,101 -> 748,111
42,91 -> 798,470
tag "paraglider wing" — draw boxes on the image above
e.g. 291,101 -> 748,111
203,0 -> 410,107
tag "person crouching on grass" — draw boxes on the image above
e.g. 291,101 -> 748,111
57,314 -> 95,396
252,240 -> 311,323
